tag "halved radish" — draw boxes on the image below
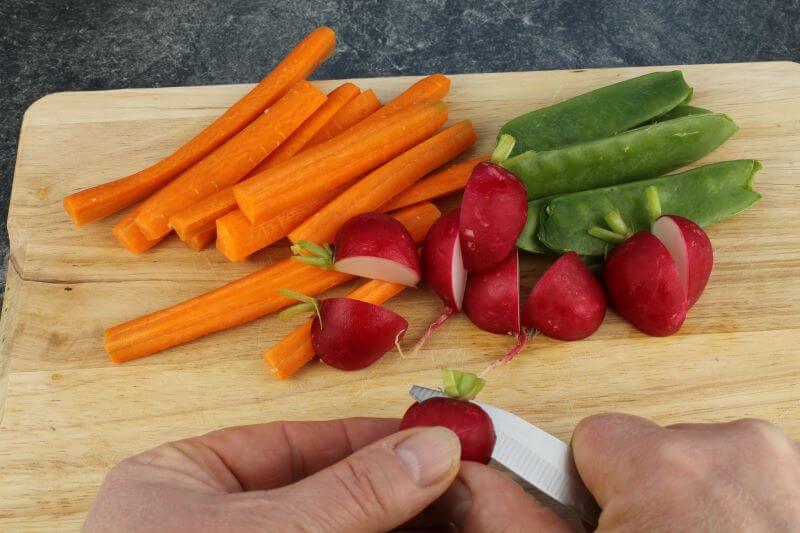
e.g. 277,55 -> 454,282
522,252 -> 606,340
603,232 -> 687,336
292,212 -> 422,286
463,251 -> 527,364
651,215 -> 713,308
413,210 -> 468,353
310,298 -> 408,371
459,162 -> 528,272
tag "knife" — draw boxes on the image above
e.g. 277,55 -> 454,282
409,385 -> 601,527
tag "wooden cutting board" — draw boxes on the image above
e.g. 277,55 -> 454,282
2,62 -> 799,529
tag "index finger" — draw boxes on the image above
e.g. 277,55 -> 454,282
571,413 -> 661,506
199,417 -> 399,491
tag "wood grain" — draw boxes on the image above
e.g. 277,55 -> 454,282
2,62 -> 800,529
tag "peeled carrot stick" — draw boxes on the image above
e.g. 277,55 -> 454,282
170,87 -> 372,241
380,156 -> 488,211
136,81 -> 327,240
63,27 -> 336,226
104,202 -> 440,363
365,74 -> 450,124
216,184 -> 350,261
289,120 -> 476,245
170,188 -> 236,241
255,82 -> 360,169
265,279 -> 405,378
304,89 -> 381,147
184,223 -> 216,251
113,207 -> 166,254
234,100 -> 448,224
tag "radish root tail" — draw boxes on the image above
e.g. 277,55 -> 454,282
480,329 -> 533,377
410,308 -> 455,358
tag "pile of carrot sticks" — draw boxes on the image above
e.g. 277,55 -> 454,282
64,27 -> 484,378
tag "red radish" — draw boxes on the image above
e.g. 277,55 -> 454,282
651,215 -> 713,308
309,298 -> 408,371
459,162 -> 528,272
400,369 -> 496,463
523,252 -> 606,340
292,212 -> 421,286
603,232 -> 687,336
413,210 -> 468,352
463,251 -> 528,365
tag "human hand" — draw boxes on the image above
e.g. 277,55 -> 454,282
572,414 -> 800,532
84,418 -> 464,532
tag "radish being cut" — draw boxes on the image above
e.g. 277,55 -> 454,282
463,251 -> 528,364
522,252 -> 606,340
459,162 -> 528,272
309,298 -> 408,371
292,212 -> 422,286
651,215 -> 713,308
400,369 -> 496,464
603,231 -> 687,336
413,210 -> 468,353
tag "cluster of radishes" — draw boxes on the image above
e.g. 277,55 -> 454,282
286,160 -> 715,373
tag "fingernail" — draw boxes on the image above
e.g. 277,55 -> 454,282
395,427 -> 460,486
442,478 -> 472,526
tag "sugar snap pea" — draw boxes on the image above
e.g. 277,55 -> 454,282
652,104 -> 711,122
537,160 -> 762,256
502,113 -> 739,200
498,71 -> 692,155
516,197 -> 552,254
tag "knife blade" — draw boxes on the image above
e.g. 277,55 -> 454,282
409,385 -> 600,526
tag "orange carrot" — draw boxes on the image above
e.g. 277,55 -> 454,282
170,86 -> 372,241
234,100 -> 448,224
254,82 -> 360,169
304,89 -> 382,147
169,188 -> 236,241
365,74 -> 450,124
216,184 -> 350,261
265,279 -> 405,378
379,156 -> 488,212
63,27 -> 336,226
113,207 -> 165,254
104,202 -> 440,363
288,120 -> 476,244
184,223 -> 216,251
135,81 -> 327,240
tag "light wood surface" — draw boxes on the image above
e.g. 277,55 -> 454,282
2,62 -> 800,529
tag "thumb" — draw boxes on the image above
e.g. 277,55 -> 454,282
267,426 -> 461,532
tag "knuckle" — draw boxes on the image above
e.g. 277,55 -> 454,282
731,419 -> 793,456
649,437 -> 709,482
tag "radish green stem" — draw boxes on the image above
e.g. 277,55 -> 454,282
588,226 -> 626,244
646,185 -> 662,222
491,134 -> 517,164
442,368 -> 485,400
603,208 -> 632,237
278,288 -> 323,327
291,240 -> 334,269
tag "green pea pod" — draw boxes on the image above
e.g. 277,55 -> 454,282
502,113 -> 739,200
537,160 -> 762,256
498,71 -> 692,156
652,104 -> 712,122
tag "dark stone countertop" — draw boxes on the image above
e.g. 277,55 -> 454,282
1,0 -> 798,294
